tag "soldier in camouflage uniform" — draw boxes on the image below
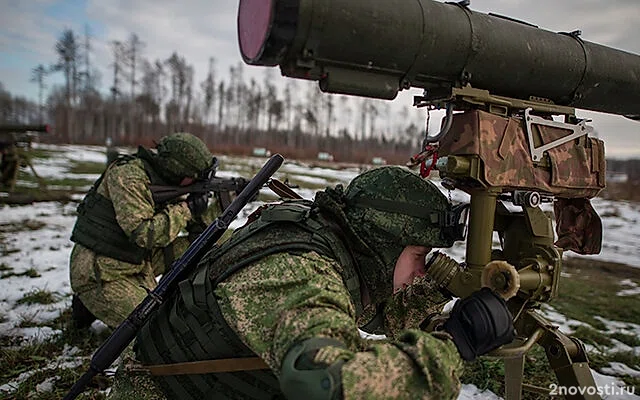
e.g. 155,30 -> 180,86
0,141 -> 19,190
69,133 -> 222,329
108,166 -> 514,399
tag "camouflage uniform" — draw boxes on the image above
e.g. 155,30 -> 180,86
109,254 -> 461,400
70,133 -> 219,328
108,167 -> 465,399
0,142 -> 19,190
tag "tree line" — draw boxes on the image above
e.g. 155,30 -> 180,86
0,27 -> 431,164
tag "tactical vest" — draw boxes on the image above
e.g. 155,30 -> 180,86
70,148 -> 169,264
135,201 -> 363,399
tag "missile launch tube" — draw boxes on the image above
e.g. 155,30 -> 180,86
238,0 -> 640,116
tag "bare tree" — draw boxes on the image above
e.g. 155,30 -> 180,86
283,81 -> 293,131
139,60 -> 162,126
154,60 -> 166,109
304,109 -> 318,136
306,84 -> 321,136
52,28 -> 80,141
183,64 -> 194,127
109,40 -> 128,141
30,65 -> 48,123
52,29 -> 80,106
165,52 -> 183,131
358,98 -> 369,140
225,67 -> 235,129
0,83 -> 11,122
81,24 -> 92,94
217,81 -> 225,128
368,101 -> 379,139
247,78 -> 262,130
268,98 -> 283,132
200,57 -> 216,125
230,63 -> 246,130
165,52 -> 193,131
0,83 -> 40,124
324,95 -> 334,137
110,41 -> 127,101
127,33 -> 145,100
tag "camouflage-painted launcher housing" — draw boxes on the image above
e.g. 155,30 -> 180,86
437,110 -> 605,199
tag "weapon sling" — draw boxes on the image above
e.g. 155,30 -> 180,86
63,154 -> 285,400
138,357 -> 269,376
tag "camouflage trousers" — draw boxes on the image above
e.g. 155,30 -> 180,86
0,145 -> 19,190
70,238 -> 190,328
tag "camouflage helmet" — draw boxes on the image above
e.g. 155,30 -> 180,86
343,166 -> 456,302
154,133 -> 213,184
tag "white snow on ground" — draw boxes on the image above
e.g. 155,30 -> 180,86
541,304 -> 591,333
592,370 -> 640,399
602,363 -> 640,378
458,385 -> 503,400
0,344 -> 83,393
1,144 -> 639,399
618,279 -> 640,297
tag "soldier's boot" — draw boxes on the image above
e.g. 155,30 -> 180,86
71,294 -> 97,329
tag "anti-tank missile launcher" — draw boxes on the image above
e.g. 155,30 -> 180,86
238,0 -> 640,118
238,1 -> 637,399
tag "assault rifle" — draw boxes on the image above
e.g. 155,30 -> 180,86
238,0 -> 640,398
63,154 -> 285,400
150,176 -> 251,210
149,156 -> 252,209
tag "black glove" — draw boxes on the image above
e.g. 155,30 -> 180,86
186,220 -> 206,242
443,287 -> 515,361
186,192 -> 209,217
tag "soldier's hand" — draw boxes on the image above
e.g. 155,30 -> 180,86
443,287 -> 515,361
186,220 -> 206,242
186,192 -> 209,217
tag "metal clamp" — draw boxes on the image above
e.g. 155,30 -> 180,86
423,102 -> 455,146
524,108 -> 593,162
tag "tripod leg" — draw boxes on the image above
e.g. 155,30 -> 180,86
27,159 -> 47,189
504,356 -> 525,400
541,329 -> 601,400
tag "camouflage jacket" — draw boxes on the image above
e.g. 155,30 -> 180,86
70,158 -> 220,291
213,250 -> 463,399
108,250 -> 463,400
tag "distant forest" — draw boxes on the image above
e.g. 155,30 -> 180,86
0,28 -> 429,165
3,27 -> 639,170
607,159 -> 640,182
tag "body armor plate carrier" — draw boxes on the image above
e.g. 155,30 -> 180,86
135,200 -> 363,399
70,149 -> 169,264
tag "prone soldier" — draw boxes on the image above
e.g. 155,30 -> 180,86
107,166 -> 514,399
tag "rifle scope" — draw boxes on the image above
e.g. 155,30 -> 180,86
238,0 -> 640,117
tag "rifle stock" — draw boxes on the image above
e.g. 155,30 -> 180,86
63,154 -> 284,400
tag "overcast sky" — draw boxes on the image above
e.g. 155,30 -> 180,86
1,0 -> 639,158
